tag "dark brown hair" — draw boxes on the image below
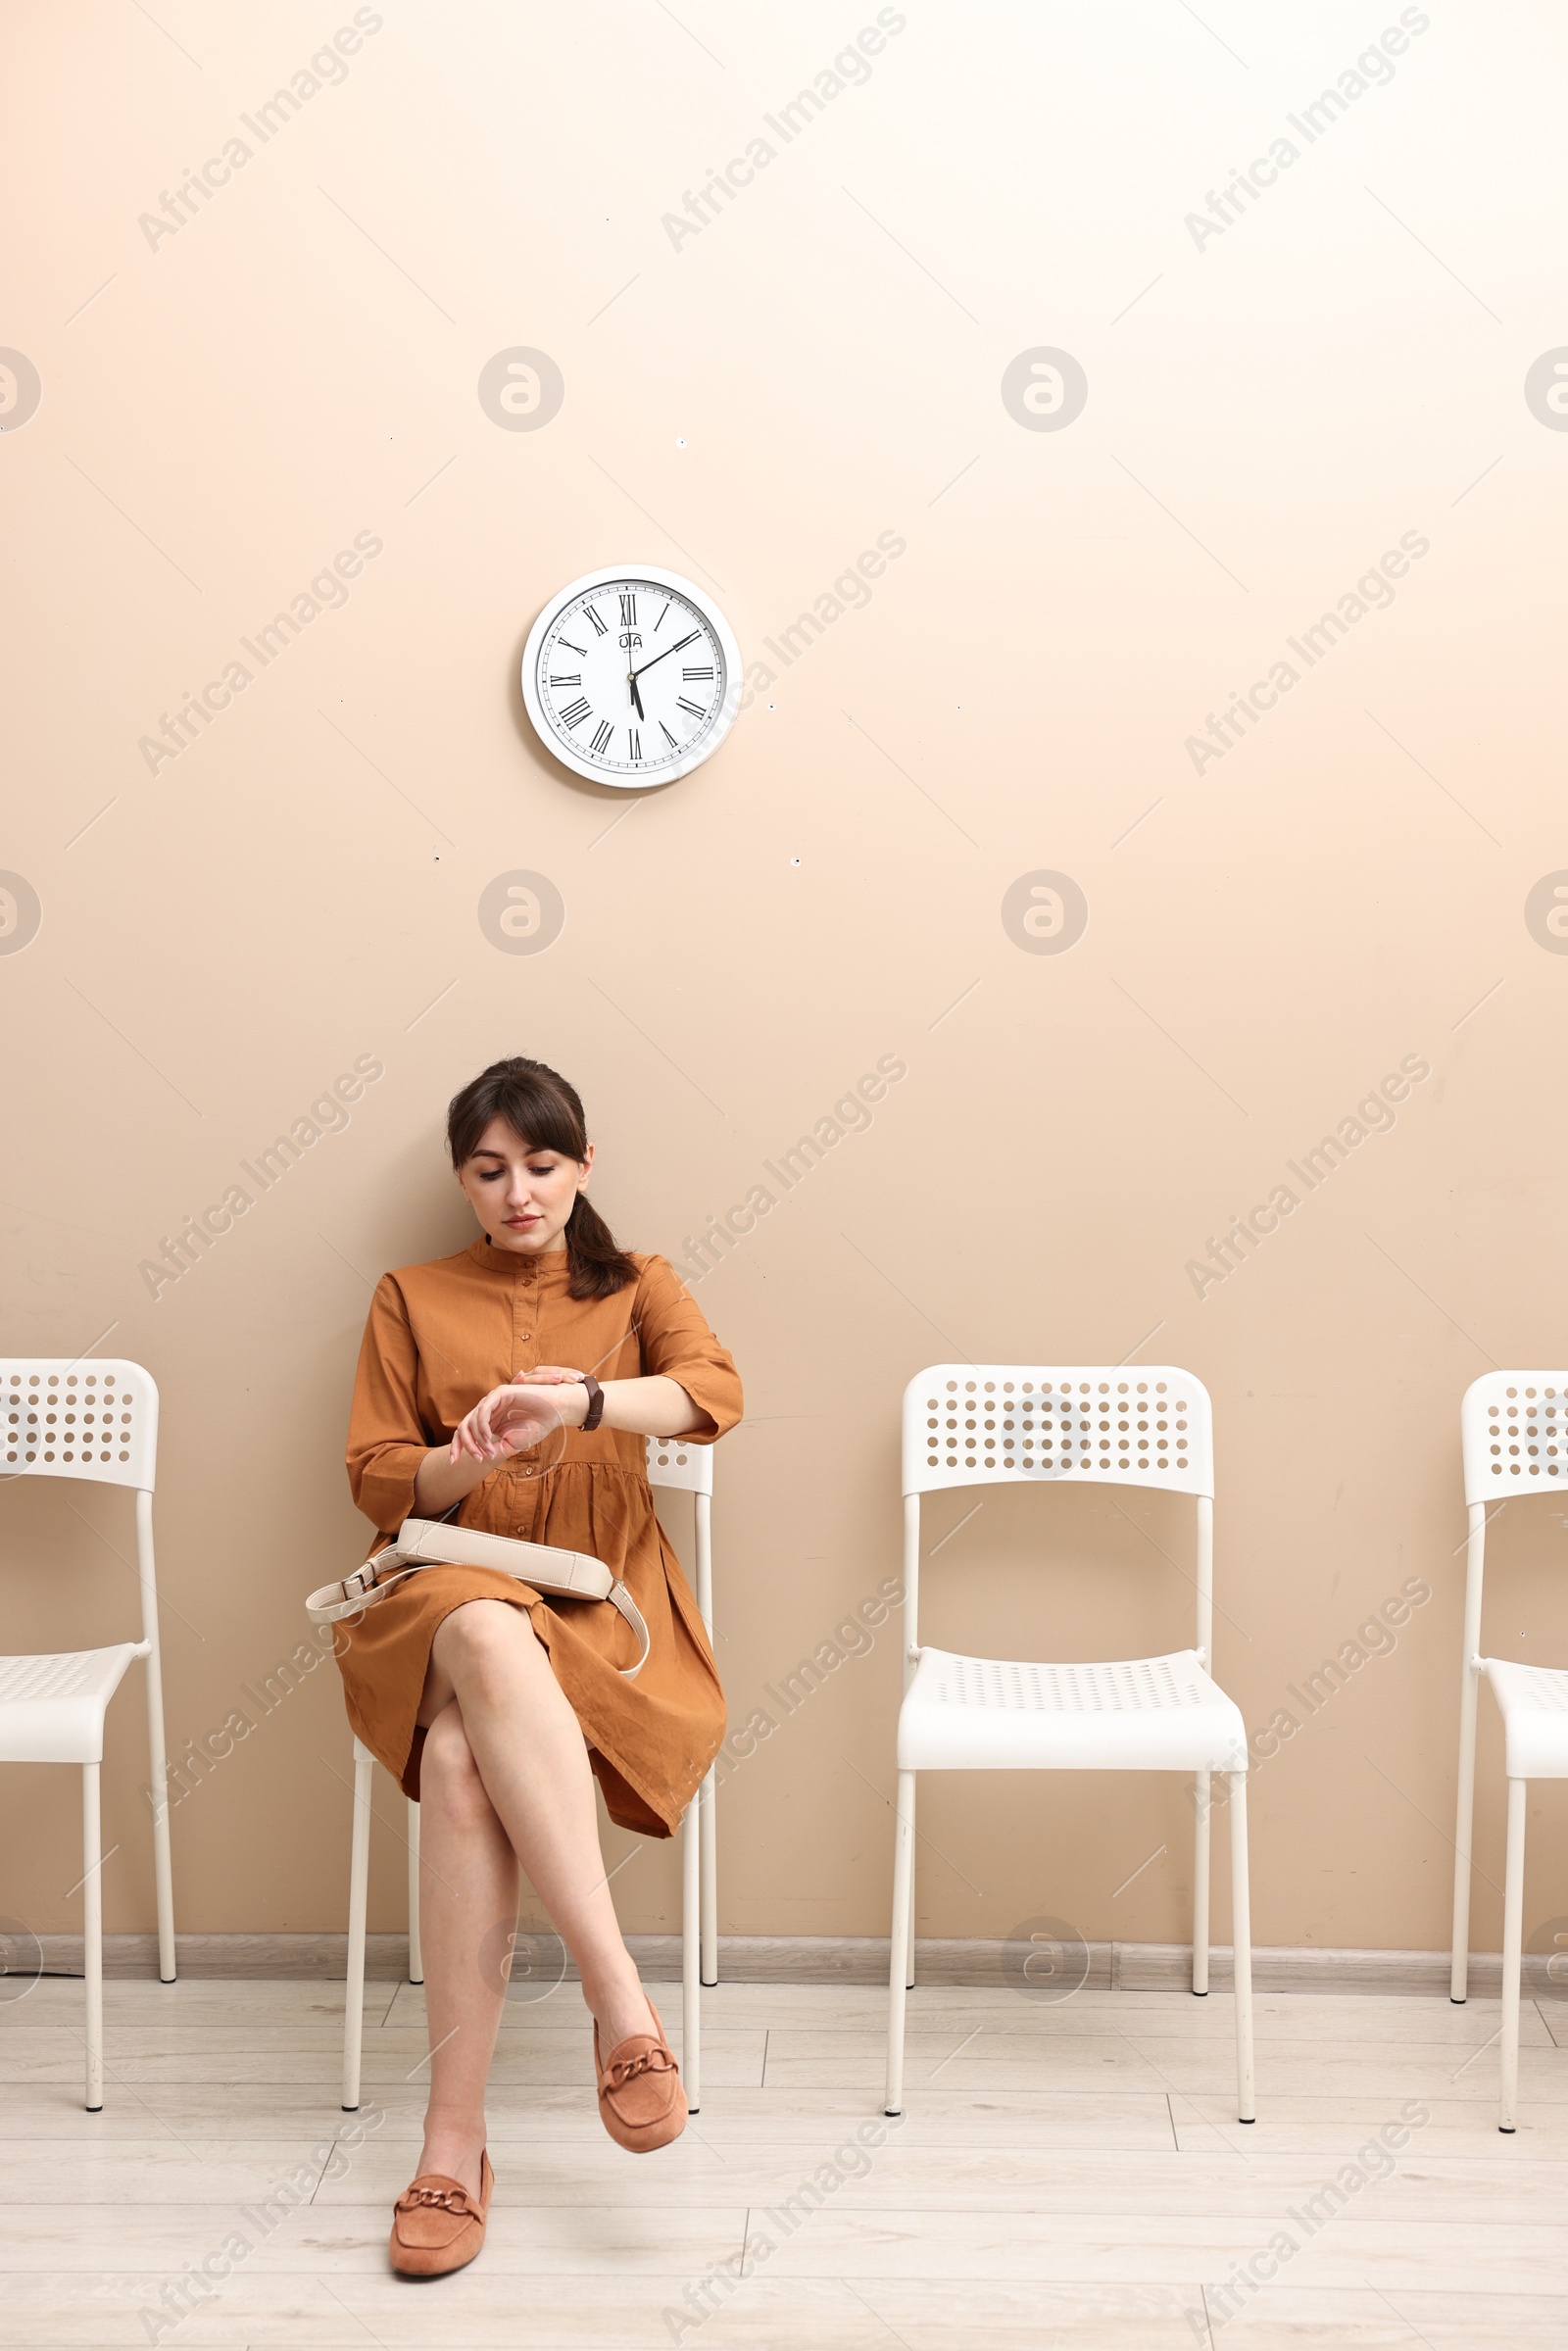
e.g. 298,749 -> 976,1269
446,1057 -> 638,1299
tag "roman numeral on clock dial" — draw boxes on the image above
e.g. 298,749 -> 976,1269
683,665 -> 714,681
589,720 -> 613,755
549,672 -> 581,687
676,696 -> 707,718
619,593 -> 636,626
558,697 -> 592,729
584,605 -> 608,636
628,728 -> 641,760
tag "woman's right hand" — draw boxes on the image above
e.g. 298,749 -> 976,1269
448,1380 -> 579,1466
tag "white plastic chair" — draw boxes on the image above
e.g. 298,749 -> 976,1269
1449,1370 -> 1568,2130
0,1359 -> 176,2109
884,1365 -> 1254,2123
341,1432 -> 718,2109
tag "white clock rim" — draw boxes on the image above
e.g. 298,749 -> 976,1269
521,563 -> 742,791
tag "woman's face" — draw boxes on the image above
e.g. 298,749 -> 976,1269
457,1116 -> 593,1254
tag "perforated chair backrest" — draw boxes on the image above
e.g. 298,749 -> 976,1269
1460,1372 -> 1568,1504
904,1364 -> 1213,1499
645,1433 -> 713,1496
1,1359 -> 159,1491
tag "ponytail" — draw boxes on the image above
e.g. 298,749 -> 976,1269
562,1193 -> 636,1298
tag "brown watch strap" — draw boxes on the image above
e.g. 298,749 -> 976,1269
580,1374 -> 606,1433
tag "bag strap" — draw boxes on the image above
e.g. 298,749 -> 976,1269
306,1550 -> 651,1679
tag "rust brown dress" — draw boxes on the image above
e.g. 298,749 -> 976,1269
336,1238 -> 741,1837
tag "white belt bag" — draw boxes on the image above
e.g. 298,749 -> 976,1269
306,1517 -> 651,1678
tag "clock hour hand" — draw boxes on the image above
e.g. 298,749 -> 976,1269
629,672 -> 645,719
628,630 -> 700,681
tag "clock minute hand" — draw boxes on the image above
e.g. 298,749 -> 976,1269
628,630 -> 700,681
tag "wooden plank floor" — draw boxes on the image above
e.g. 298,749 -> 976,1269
4,1975 -> 1568,2346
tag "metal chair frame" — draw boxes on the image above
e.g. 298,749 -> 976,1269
884,1363 -> 1254,2125
0,1358 -> 176,2109
1449,1369 -> 1568,2130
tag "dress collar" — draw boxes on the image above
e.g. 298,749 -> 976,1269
466,1237 -> 570,1280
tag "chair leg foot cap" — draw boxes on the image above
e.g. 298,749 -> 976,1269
1499,2125 -> 1516,2134
1238,2115 -> 1255,2125
1193,1989 -> 1208,1998
342,2103 -> 360,2114
1450,1996 -> 1466,2005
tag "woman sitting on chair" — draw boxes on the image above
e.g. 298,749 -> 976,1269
336,1055 -> 740,2277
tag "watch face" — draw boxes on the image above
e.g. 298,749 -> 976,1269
522,567 -> 740,788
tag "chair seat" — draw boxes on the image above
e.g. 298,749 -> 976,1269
896,1644 -> 1249,1773
1481,1657 -> 1568,1779
0,1644 -> 147,1763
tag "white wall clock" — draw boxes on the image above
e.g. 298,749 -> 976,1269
521,564 -> 741,788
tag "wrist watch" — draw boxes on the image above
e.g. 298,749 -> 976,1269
580,1374 -> 605,1433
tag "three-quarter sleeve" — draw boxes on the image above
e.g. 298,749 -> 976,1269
635,1255 -> 743,1444
346,1274 -> 431,1534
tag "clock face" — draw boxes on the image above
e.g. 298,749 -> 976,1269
521,565 -> 741,788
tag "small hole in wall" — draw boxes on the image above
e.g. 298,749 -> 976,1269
789,855 -> 802,866
675,435 -> 687,448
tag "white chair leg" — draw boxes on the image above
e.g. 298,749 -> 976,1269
136,1492 -> 176,1984
1228,1772 -> 1254,2123
82,1764 -> 104,2113
682,1793 -> 702,2114
141,1688 -> 176,1984
407,1798 -> 423,1984
1499,1776 -> 1527,2132
1450,1659 -> 1481,2001
885,1770 -> 915,2115
149,1794 -> 176,1985
1193,1769 -> 1211,1996
699,1767 -> 717,1987
904,1774 -> 917,1990
342,1742 -> 372,2112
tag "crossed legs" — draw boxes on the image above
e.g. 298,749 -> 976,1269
414,1598 -> 656,2194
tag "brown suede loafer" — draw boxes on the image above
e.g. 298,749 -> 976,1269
389,2150 -> 493,2278
594,2002 -> 687,2153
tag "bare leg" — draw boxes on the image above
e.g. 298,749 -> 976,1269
414,1701 -> 517,2197
412,1601 -> 658,2189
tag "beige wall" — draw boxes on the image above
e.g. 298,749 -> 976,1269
5,2 -> 1566,1956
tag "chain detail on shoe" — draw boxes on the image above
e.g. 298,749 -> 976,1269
601,2043 -> 677,2091
397,2182 -> 476,2215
